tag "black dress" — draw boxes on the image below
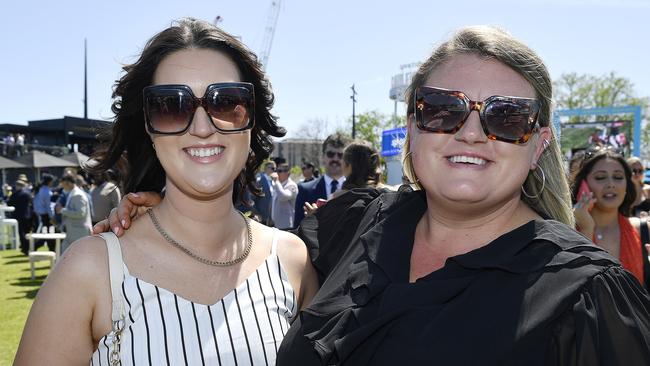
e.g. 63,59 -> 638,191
277,189 -> 650,365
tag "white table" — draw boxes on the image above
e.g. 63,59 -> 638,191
27,233 -> 67,259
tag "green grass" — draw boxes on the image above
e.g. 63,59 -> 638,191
0,248 -> 51,366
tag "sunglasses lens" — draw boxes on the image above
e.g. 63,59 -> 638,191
145,89 -> 195,133
206,86 -> 253,130
484,99 -> 537,142
416,90 -> 467,132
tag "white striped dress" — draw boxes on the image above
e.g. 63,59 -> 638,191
91,230 -> 296,366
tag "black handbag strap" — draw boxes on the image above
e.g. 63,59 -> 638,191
639,218 -> 650,289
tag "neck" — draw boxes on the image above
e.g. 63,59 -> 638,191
419,193 -> 540,256
153,182 -> 243,250
590,207 -> 620,229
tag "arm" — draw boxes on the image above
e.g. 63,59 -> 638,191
14,236 -> 111,365
273,180 -> 298,202
276,230 -> 318,311
61,194 -> 89,220
551,266 -> 650,365
293,184 -> 307,227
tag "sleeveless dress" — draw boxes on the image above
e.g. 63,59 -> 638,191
91,229 -> 296,366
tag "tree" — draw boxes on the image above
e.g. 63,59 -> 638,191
292,117 -> 331,165
554,72 -> 648,156
347,110 -> 399,150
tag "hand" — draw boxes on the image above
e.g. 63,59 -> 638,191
304,201 -> 318,216
573,191 -> 597,234
646,244 -> 650,265
270,172 -> 278,182
92,191 -> 162,236
54,203 -> 62,214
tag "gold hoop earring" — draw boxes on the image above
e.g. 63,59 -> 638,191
521,165 -> 546,199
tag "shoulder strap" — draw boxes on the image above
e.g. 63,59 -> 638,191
640,218 -> 650,289
99,232 -> 126,322
271,228 -> 279,256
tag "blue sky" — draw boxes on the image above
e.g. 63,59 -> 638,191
2,0 -> 649,138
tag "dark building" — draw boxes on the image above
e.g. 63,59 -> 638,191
0,116 -> 111,157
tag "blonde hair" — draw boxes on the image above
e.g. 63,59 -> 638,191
402,25 -> 574,226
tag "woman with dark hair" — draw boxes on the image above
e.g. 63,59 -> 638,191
340,140 -> 382,191
15,18 -> 317,365
573,146 -> 650,288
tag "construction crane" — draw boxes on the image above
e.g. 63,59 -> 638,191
259,1 -> 281,71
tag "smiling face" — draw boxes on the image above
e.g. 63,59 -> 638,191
409,53 -> 550,211
587,158 -> 628,212
323,145 -> 344,178
150,48 -> 251,200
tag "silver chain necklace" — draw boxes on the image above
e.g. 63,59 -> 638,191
147,209 -> 252,267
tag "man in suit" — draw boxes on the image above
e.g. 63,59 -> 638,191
8,179 -> 32,255
254,160 -> 276,225
293,132 -> 351,227
55,174 -> 92,253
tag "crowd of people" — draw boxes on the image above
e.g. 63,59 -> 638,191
12,18 -> 650,365
3,169 -> 121,255
1,133 -> 26,157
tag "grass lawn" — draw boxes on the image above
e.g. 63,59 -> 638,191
0,248 -> 51,366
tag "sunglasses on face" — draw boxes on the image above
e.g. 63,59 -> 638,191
143,82 -> 255,135
277,169 -> 290,173
326,151 -> 343,159
632,168 -> 644,175
414,86 -> 542,144
584,145 -> 624,159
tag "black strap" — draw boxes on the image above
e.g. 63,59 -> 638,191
639,218 -> 650,289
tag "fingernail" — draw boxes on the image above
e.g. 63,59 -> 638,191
131,193 -> 140,198
121,219 -> 127,227
112,226 -> 120,235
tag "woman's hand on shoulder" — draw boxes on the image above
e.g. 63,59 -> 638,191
14,236 -> 111,365
92,191 -> 162,236
275,230 -> 318,311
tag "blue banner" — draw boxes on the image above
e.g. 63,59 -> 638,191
381,127 -> 407,157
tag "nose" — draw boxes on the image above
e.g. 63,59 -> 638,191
454,110 -> 488,144
188,107 -> 218,138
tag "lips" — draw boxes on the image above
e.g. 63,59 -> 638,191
448,155 -> 487,166
182,145 -> 225,161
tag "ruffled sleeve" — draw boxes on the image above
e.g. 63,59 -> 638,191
549,266 -> 650,365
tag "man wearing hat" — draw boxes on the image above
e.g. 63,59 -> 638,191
16,174 -> 32,193
8,178 -> 32,255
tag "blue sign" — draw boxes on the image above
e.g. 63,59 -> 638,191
381,127 -> 407,157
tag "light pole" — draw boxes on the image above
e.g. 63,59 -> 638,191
350,84 -> 357,138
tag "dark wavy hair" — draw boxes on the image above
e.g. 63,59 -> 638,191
90,18 -> 286,204
341,140 -> 380,190
570,146 -> 636,217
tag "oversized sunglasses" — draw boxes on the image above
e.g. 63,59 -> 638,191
414,86 -> 541,144
143,82 -> 255,135
326,151 -> 343,159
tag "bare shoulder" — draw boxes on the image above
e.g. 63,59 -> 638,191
56,235 -> 109,278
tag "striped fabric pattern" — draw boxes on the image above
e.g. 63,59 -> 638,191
91,244 -> 296,366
